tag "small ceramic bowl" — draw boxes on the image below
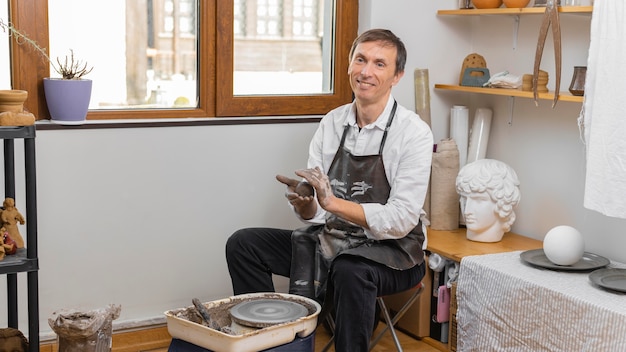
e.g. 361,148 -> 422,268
472,0 -> 503,8
503,0 -> 531,7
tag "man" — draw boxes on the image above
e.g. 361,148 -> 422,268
226,28 -> 433,351
456,158 -> 521,242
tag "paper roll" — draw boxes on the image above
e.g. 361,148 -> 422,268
450,105 -> 469,168
414,68 -> 432,219
414,69 -> 432,127
467,108 -> 493,164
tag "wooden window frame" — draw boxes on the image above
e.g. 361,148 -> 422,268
9,0 -> 357,121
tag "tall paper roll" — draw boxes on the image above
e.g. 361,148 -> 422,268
414,69 -> 431,127
415,68 -> 432,221
467,108 -> 493,164
450,105 -> 469,168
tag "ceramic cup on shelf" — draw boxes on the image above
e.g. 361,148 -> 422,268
503,0 -> 531,7
569,66 -> 587,96
472,0 -> 503,9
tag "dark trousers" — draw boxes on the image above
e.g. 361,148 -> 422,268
225,227 -> 426,352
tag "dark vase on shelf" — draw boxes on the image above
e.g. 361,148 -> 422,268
569,66 -> 587,96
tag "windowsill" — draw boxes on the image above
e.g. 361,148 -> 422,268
35,115 -> 323,130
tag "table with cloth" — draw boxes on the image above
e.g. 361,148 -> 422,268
456,251 -> 626,351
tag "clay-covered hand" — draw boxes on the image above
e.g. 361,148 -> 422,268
275,174 -> 315,208
295,167 -> 334,209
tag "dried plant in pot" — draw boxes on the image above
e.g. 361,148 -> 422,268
43,50 -> 94,125
1,18 -> 94,124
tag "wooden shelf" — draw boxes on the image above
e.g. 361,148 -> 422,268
438,6 -> 592,16
434,84 -> 583,103
426,227 -> 542,263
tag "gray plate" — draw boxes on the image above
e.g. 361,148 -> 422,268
520,249 -> 610,272
230,299 -> 308,328
589,268 -> 626,293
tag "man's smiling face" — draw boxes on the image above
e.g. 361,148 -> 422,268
348,40 -> 403,105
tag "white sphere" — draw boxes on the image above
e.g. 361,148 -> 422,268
543,225 -> 585,265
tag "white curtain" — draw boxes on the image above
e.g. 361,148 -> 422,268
580,0 -> 626,218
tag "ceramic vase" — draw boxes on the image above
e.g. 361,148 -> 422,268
0,90 -> 28,113
568,66 -> 586,96
43,78 -> 92,124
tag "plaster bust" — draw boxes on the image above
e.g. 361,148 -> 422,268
455,159 -> 521,242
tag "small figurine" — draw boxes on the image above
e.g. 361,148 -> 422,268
0,327 -> 29,352
1,198 -> 25,248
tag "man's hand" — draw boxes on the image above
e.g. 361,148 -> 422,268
276,174 -> 317,219
295,167 -> 335,210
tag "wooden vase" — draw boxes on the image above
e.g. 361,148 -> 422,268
0,90 -> 28,113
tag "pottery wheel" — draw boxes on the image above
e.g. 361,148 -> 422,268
229,299 -> 308,328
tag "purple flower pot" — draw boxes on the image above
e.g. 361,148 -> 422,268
43,78 -> 92,124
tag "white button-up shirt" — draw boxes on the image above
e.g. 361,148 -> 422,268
302,95 -> 433,240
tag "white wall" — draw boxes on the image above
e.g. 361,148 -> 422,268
3,0 -> 626,341
1,122 -> 317,339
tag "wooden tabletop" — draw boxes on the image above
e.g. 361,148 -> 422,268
426,227 -> 542,262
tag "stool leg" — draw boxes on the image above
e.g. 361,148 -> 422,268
320,316 -> 336,352
369,298 -> 403,351
369,283 -> 424,352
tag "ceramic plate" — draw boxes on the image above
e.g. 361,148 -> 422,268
520,249 -> 610,272
589,268 -> 626,293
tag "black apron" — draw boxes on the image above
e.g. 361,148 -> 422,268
289,101 -> 425,300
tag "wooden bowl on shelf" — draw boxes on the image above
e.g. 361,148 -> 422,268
472,0 -> 503,8
503,0 -> 531,7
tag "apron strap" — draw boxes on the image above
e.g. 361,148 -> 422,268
378,100 -> 397,155
339,100 -> 398,152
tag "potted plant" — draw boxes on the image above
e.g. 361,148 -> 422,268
0,18 -> 93,124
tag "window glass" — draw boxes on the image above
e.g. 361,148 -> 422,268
233,0 -> 333,96
48,0 -> 198,110
0,2 -> 10,90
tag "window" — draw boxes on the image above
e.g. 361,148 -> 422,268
7,0 -> 357,120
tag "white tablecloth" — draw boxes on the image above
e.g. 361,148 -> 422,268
456,251 -> 626,352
